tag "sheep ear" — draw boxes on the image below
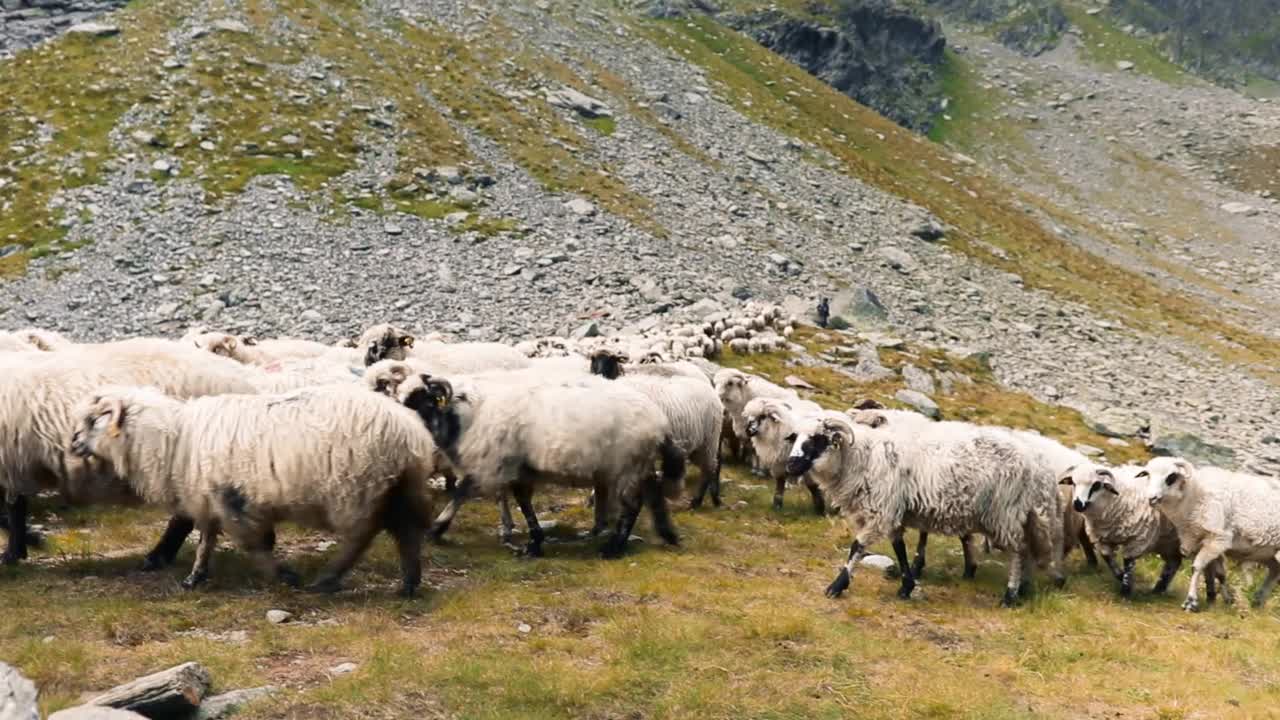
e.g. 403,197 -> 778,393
401,335 -> 415,348
1102,482 -> 1120,496
242,336 -> 257,346
866,413 -> 886,429
1058,465 -> 1076,485
767,411 -> 781,423
105,397 -> 126,437
225,336 -> 238,351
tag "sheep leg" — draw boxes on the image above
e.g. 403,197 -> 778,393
803,475 -> 826,516
891,533 -> 917,600
1078,529 -> 1099,568
1213,558 -> 1235,606
1119,556 -> 1136,598
497,492 -> 516,545
591,483 -> 611,536
1001,549 -> 1026,608
1152,554 -> 1181,594
1,495 -> 29,564
644,473 -> 680,547
1251,557 -> 1280,609
510,484 -> 545,558
961,534 -> 978,579
230,524 -> 301,588
1101,551 -> 1123,581
181,521 -> 218,590
911,531 -> 928,578
689,451 -> 722,510
826,537 -> 869,599
308,518 -> 382,594
1184,541 -> 1228,612
387,516 -> 424,600
141,514 -> 196,571
429,475 -> 475,542
600,487 -> 644,559
771,475 -> 786,511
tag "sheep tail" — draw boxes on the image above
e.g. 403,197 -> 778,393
660,435 -> 686,486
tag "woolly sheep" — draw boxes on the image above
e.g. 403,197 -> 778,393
186,331 -> 337,366
360,324 -> 530,373
11,328 -> 71,352
1059,461 -> 1195,597
0,334 -> 39,354
588,353 -> 723,508
741,397 -> 833,515
65,384 -> 438,595
714,368 -> 798,465
1143,457 -> 1280,611
0,339 -> 259,567
587,350 -> 711,385
395,373 -> 684,558
786,415 -> 1063,607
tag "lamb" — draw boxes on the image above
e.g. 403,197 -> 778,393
588,351 -> 723,508
1143,457 -> 1280,611
786,415 -> 1063,606
395,373 -> 684,558
0,339 -> 261,567
64,384 -> 438,596
741,397 -> 832,515
714,368 -> 799,465
1060,461 -> 1193,596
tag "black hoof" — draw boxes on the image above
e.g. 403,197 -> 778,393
896,581 -> 915,600
963,564 -> 977,580
180,573 -> 206,590
825,568 -> 850,599
1053,576 -> 1066,589
658,529 -> 680,546
589,525 -> 608,538
599,537 -> 627,559
0,550 -> 22,566
689,496 -> 704,510
398,584 -> 419,599
711,495 -> 722,508
1182,597 -> 1200,613
771,497 -> 783,511
1119,584 -> 1133,598
523,542 -> 544,558
306,577 -> 343,594
278,567 -> 303,588
1018,580 -> 1033,598
1001,589 -> 1018,608
140,553 -> 168,572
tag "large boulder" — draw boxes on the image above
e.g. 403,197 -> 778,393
0,662 -> 38,720
1150,433 -> 1236,469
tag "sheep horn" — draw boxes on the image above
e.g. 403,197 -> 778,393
105,396 -> 127,437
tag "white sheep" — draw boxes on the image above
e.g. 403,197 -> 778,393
1059,461 -> 1195,597
64,384 -> 438,595
0,339 -> 259,567
741,397 -> 833,515
1143,457 -> 1280,611
360,323 -> 530,372
714,368 -> 799,466
186,331 -> 337,366
395,373 -> 684,558
11,328 -> 72,351
0,334 -> 40,353
787,415 -> 1063,606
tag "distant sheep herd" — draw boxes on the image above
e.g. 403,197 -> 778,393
0,309 -> 1276,613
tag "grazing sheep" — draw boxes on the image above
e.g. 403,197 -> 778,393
714,369 -> 799,466
0,339 -> 262,567
65,384 -> 438,596
1143,457 -> 1280,611
587,350 -> 712,385
396,373 -> 683,558
589,352 -> 723,508
786,415 -> 1062,607
1060,462 -> 1193,596
187,331 -> 336,366
741,397 -> 833,515
359,324 -> 529,373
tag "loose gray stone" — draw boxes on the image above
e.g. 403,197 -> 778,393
328,663 -> 357,677
564,198 -> 596,216
1150,433 -> 1237,468
48,708 -> 146,720
265,609 -> 292,624
901,364 -> 935,394
877,246 -> 914,273
0,662 -> 38,720
211,19 -> 250,33
910,220 -> 946,241
1221,202 -> 1258,216
544,87 -> 611,118
66,21 -> 119,37
299,309 -> 323,323
449,187 -> 479,208
1084,407 -> 1149,438
571,320 -> 600,340
859,554 -> 895,573
894,389 -> 940,419
193,686 -> 279,720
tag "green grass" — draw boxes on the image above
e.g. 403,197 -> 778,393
1061,4 -> 1192,85
583,115 -> 617,136
646,15 -> 1280,386
927,50 -> 1032,153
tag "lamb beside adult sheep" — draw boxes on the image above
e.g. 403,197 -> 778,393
714,368 -> 799,466
1060,461 -> 1194,597
588,350 -> 723,508
741,397 -> 833,515
0,339 -> 259,567
395,373 -> 683,558
1143,457 -> 1280,611
786,415 -> 1062,607
65,384 -> 438,596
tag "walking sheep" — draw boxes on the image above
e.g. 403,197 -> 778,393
714,368 -> 799,467
1143,457 -> 1280,611
786,415 -> 1062,606
0,340 -> 260,568
359,324 -> 529,372
1060,461 -> 1189,596
395,373 -> 683,558
65,384 -> 438,596
741,397 -> 832,515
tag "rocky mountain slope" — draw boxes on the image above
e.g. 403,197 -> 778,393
0,0 -> 1278,474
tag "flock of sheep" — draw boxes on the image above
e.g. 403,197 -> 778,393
1,311 -> 1277,613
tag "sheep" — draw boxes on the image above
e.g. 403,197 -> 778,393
186,331 -> 337,366
588,352 -> 723,508
395,373 -> 684,558
714,368 -> 799,466
786,415 -> 1063,607
0,334 -> 40,354
0,339 -> 260,568
359,323 -> 530,373
64,384 -> 438,596
11,328 -> 71,352
1059,461 -> 1193,597
1142,457 -> 1280,611
741,397 -> 832,515
588,350 -> 712,385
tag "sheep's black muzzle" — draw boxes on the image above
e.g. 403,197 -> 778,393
785,456 -> 811,477
1073,498 -> 1087,512
745,419 -> 760,437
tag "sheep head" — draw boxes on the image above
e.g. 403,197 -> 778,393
1058,463 -> 1120,512
846,409 -> 887,429
359,323 -> 415,365
713,369 -> 749,408
589,348 -> 627,379
398,374 -> 461,450
190,331 -> 246,362
364,360 -> 415,397
1140,457 -> 1195,508
64,388 -> 146,505
785,417 -> 853,478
